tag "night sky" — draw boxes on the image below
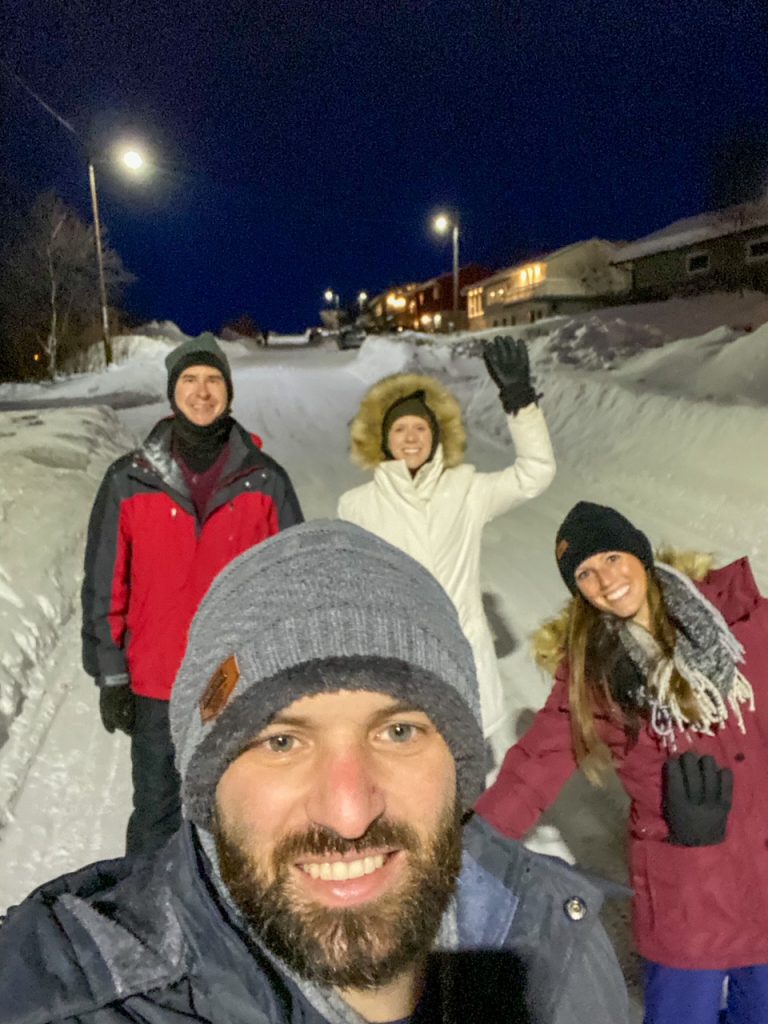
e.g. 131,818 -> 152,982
1,0 -> 767,334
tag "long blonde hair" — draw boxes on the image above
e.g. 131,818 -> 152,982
555,549 -> 711,783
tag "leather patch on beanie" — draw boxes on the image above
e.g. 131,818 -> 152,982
556,538 -> 569,561
200,654 -> 240,724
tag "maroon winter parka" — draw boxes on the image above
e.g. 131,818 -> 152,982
476,558 -> 768,970
81,418 -> 303,701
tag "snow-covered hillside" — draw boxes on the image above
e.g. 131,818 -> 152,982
1,295 -> 767,1018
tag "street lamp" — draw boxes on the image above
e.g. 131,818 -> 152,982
88,143 -> 149,365
323,288 -> 340,308
432,211 -> 460,326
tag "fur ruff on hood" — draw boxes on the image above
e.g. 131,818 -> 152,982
532,548 -> 714,676
349,373 -> 466,470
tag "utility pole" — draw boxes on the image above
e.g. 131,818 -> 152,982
88,160 -> 113,366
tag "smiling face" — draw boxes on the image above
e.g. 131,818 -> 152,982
213,689 -> 461,990
173,364 -> 229,426
386,415 -> 434,471
574,551 -> 651,629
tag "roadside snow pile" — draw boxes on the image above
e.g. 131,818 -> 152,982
615,322 -> 768,406
385,311 -> 768,582
533,316 -> 667,370
136,320 -> 190,342
0,407 -> 132,822
348,336 -> 415,384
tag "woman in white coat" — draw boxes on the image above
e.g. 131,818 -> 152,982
338,336 -> 556,765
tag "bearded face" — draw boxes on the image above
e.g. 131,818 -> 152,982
214,799 -> 463,989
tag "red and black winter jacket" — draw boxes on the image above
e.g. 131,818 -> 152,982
81,418 -> 303,701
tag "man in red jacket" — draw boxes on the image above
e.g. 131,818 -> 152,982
81,332 -> 303,856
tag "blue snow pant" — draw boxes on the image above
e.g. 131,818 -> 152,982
126,695 -> 181,858
644,961 -> 768,1024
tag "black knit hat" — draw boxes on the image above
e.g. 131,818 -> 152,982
165,333 -> 233,405
381,389 -> 440,461
555,501 -> 654,594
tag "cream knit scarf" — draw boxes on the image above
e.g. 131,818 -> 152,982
617,563 -> 755,745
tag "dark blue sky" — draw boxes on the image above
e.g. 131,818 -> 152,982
1,0 -> 766,333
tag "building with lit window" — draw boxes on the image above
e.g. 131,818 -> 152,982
611,201 -> 768,298
367,264 -> 490,333
463,239 -> 629,330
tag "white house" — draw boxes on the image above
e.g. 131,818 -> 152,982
463,238 -> 630,330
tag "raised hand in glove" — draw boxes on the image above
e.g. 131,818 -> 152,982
662,751 -> 733,846
99,681 -> 136,736
482,335 -> 538,414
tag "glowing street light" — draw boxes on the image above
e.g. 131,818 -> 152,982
323,288 -> 340,308
432,211 -> 460,324
120,148 -> 145,172
88,142 -> 151,365
357,291 -> 368,307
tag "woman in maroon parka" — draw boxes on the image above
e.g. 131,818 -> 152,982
475,501 -> 768,1024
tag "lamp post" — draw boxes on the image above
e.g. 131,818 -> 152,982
323,289 -> 341,330
432,212 -> 460,328
88,146 -> 148,366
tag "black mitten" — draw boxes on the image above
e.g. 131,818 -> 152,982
99,683 -> 136,736
662,752 -> 733,846
482,335 -> 538,414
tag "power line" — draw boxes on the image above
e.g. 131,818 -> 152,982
0,55 -> 81,142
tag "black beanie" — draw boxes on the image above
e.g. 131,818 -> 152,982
555,501 -> 654,594
381,389 -> 440,461
165,333 -> 233,405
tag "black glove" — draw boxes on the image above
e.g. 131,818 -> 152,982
99,683 -> 136,736
482,335 -> 538,414
662,752 -> 733,846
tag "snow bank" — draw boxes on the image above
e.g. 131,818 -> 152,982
0,407 -> 133,824
397,311 -> 768,584
347,335 -> 415,384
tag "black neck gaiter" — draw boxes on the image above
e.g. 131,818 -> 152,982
171,413 -> 234,473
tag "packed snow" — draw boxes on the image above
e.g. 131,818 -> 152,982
1,291 -> 767,1018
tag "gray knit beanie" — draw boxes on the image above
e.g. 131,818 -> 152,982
165,332 -> 233,404
170,519 -> 485,830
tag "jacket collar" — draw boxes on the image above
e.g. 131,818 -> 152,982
374,443 -> 446,502
129,417 -> 264,508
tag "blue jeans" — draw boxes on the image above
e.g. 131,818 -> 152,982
644,962 -> 768,1024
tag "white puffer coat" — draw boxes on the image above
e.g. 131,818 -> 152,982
338,395 -> 555,747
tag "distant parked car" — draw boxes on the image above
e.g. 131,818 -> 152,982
336,325 -> 366,350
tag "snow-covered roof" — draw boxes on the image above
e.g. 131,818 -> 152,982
614,201 -> 768,263
463,238 -> 616,293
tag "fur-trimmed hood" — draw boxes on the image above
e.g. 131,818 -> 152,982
349,373 -> 466,470
532,549 -> 714,676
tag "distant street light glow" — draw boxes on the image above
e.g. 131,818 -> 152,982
433,213 -> 450,234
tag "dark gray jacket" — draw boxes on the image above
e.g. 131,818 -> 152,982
0,818 -> 628,1024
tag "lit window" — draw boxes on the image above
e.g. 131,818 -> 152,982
468,290 -> 483,318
